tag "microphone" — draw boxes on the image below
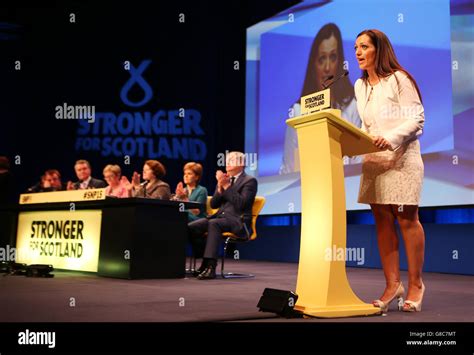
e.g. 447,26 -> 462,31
322,75 -> 334,86
322,70 -> 349,89
139,180 -> 148,197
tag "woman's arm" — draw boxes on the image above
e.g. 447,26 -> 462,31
187,187 -> 207,216
195,187 -> 208,215
131,185 -> 143,197
383,73 -> 425,150
149,184 -> 171,200
279,103 -> 301,174
353,79 -> 368,133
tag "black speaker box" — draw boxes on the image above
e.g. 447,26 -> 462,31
257,288 -> 301,318
9,262 -> 27,275
26,264 -> 54,278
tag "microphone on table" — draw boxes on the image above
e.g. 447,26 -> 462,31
139,180 -> 148,197
322,70 -> 349,89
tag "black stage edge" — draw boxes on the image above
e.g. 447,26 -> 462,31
0,322 -> 472,353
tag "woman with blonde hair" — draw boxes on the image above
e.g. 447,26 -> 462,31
103,164 -> 128,198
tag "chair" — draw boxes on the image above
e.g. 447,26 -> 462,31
187,196 -> 266,278
206,196 -> 217,216
209,196 -> 266,279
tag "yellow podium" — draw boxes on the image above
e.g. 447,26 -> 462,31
286,109 -> 382,318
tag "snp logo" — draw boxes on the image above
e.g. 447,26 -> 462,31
121,59 -> 153,107
18,329 -> 56,349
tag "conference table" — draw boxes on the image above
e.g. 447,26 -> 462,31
0,189 -> 202,279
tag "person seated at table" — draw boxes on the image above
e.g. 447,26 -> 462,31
174,162 -> 208,222
45,169 -> 66,191
188,151 -> 258,280
0,156 -> 13,203
103,164 -> 128,198
27,173 -> 49,193
67,160 -> 107,190
122,159 -> 171,199
27,169 -> 65,193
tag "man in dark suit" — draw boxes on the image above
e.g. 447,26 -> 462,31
67,160 -> 107,190
27,169 -> 66,193
188,151 -> 258,280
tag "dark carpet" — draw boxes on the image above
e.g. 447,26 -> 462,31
0,259 -> 472,322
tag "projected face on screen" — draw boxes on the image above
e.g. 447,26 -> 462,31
301,23 -> 355,105
316,35 -> 338,88
246,0 -> 472,214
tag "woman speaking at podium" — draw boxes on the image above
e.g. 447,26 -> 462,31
354,29 -> 425,313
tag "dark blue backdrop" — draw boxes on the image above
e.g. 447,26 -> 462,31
0,0 -> 299,198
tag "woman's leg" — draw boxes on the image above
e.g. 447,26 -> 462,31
371,204 -> 401,301
392,204 -> 425,302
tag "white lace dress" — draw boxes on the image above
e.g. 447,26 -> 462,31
356,73 -> 424,205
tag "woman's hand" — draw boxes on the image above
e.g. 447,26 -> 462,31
373,136 -> 393,150
121,176 -> 133,191
131,171 -> 141,187
175,182 -> 188,200
189,208 -> 200,216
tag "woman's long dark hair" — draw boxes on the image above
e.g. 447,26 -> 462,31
356,29 -> 422,101
300,23 -> 355,108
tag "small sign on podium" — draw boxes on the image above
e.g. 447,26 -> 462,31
300,89 -> 330,115
19,188 -> 107,204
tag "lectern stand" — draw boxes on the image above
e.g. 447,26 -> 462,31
286,109 -> 382,318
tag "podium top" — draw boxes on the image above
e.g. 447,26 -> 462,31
286,109 -> 383,156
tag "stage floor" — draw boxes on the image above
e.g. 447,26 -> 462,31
0,259 -> 472,322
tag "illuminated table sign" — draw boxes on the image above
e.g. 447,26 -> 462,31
16,210 -> 102,272
19,188 -> 106,205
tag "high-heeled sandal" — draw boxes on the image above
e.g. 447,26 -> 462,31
403,282 -> 425,312
372,282 -> 405,313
